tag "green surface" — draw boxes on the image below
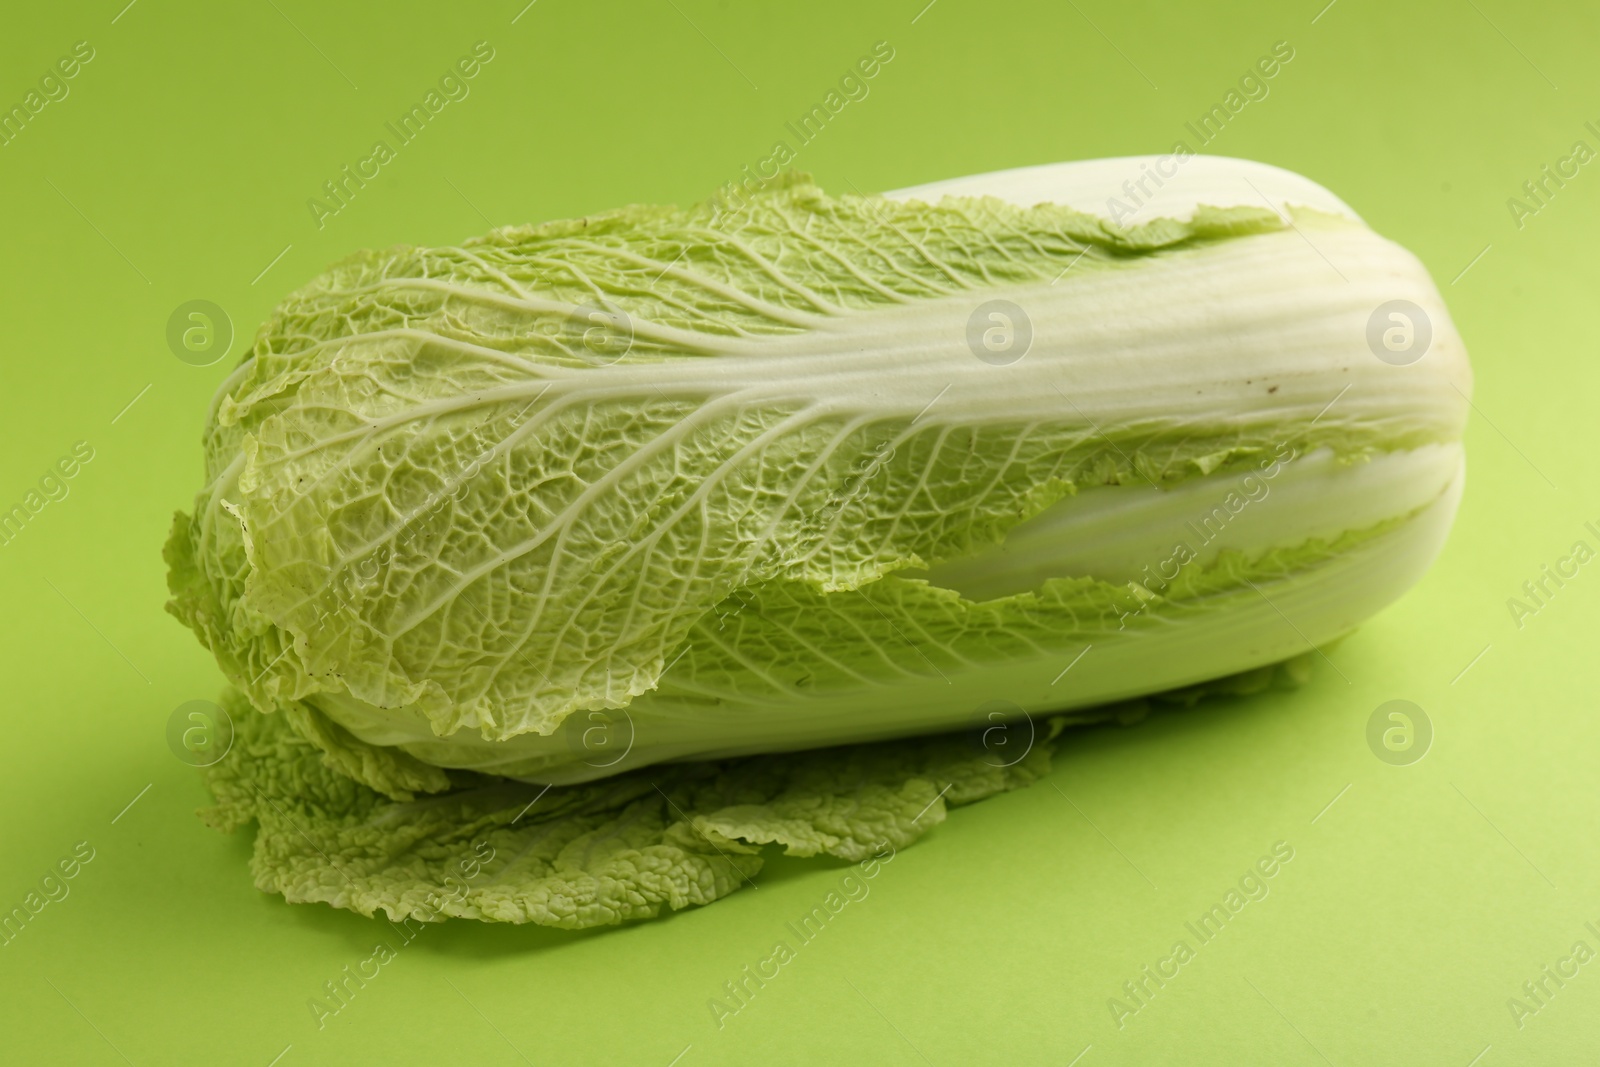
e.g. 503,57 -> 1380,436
0,0 -> 1594,1062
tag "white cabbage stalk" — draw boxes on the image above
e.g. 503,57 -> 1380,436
168,156 -> 1470,789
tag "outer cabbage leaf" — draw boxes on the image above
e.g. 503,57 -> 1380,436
201,688 -> 1061,928
167,175 -> 1456,754
201,655 -> 1309,928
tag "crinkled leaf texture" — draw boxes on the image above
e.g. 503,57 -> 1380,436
202,659 -> 1306,929
168,162 -> 1466,925
202,690 -> 1055,928
165,171 -> 1461,764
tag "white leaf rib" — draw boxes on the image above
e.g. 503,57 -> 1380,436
284,391 -> 566,614
383,390 -> 765,645
874,216 -> 972,288
442,245 -> 538,301
786,228 -> 916,304
528,406 -> 826,692
683,227 -> 849,316
687,620 -> 811,697
744,414 -> 878,564
795,421 -> 955,577
627,494 -> 716,674
825,222 -> 961,298
558,238 -> 833,328
321,277 -> 745,355
720,600 -> 883,690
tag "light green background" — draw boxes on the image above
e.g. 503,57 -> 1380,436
1,1 -> 1595,1063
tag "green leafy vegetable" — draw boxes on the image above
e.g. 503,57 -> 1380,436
199,659 -> 1304,928
167,159 -> 1470,926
